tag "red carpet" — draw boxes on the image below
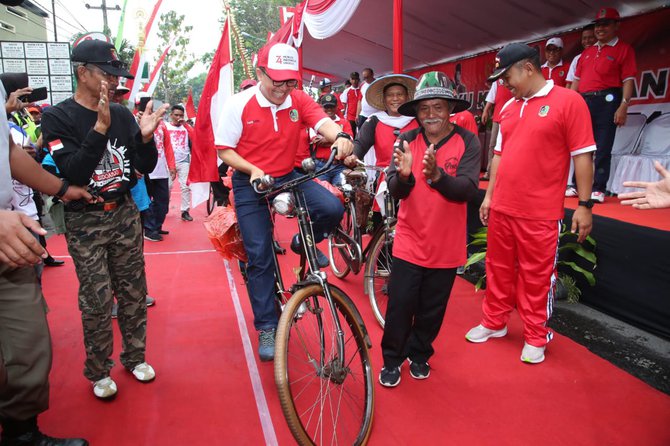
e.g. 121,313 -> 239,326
479,179 -> 670,231
37,187 -> 670,445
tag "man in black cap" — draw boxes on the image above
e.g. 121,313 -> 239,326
41,39 -> 169,399
465,43 -> 595,364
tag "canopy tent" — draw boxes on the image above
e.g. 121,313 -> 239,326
289,0 -> 667,83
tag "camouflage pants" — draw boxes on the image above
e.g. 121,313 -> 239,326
65,199 -> 148,381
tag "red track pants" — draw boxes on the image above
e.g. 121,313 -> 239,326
481,209 -> 560,347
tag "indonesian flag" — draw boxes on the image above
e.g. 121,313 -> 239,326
188,17 -> 233,207
48,139 -> 64,153
126,0 -> 163,104
185,87 -> 197,120
142,44 -> 171,97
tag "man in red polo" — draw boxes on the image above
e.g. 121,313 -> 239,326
340,71 -> 361,137
466,43 -> 595,364
214,43 -> 353,362
572,7 -> 637,203
541,37 -> 569,87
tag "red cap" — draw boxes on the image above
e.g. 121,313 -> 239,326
594,7 -> 620,22
240,79 -> 257,90
257,43 -> 299,81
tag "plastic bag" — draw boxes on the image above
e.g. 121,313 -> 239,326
204,205 -> 247,262
314,178 -> 345,204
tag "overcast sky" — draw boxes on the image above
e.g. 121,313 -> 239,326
31,0 -> 227,75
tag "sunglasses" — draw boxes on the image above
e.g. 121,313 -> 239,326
260,68 -> 298,88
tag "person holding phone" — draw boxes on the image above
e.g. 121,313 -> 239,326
41,39 -> 169,400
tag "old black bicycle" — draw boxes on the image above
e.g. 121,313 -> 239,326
327,162 -> 396,328
251,149 -> 374,446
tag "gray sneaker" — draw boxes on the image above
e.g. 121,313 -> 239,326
258,328 -> 276,362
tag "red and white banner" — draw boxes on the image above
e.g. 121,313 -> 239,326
409,8 -> 670,116
185,87 -> 197,121
142,43 -> 170,97
188,17 -> 234,206
126,0 -> 163,104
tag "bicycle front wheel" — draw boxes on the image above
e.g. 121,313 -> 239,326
275,284 -> 374,446
364,228 -> 394,328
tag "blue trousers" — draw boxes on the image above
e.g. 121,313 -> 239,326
314,159 -> 346,187
584,92 -> 620,193
232,170 -> 344,330
144,178 -> 170,234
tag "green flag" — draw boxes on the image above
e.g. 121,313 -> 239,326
114,0 -> 129,51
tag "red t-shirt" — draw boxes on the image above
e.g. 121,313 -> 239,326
214,86 -> 329,177
493,81 -> 514,123
451,111 -> 478,134
575,38 -> 637,93
393,128 -> 477,268
373,119 -> 419,167
314,116 -> 353,160
344,87 -> 361,121
492,82 -> 596,220
541,60 -> 569,88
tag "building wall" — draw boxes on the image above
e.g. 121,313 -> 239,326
0,3 -> 47,42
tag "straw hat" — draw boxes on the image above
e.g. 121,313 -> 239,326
365,74 -> 417,111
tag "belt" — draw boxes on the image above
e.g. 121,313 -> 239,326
65,194 -> 127,213
581,87 -> 622,98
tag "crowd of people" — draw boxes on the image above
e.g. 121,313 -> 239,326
1,2 -> 669,444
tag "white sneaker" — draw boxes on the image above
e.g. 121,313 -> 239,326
520,342 -> 546,364
591,191 -> 605,203
93,376 -> 117,399
565,186 -> 578,197
465,324 -> 508,343
131,362 -> 156,382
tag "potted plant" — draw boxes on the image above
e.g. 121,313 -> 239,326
464,225 -> 597,303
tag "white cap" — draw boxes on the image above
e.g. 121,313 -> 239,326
258,43 -> 299,81
545,37 -> 564,48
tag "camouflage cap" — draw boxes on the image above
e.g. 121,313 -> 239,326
398,71 -> 470,116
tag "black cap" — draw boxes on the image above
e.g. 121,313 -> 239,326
0,1 -> 25,5
0,72 -> 28,95
71,40 -> 134,79
488,43 -> 538,82
319,94 -> 338,108
350,71 -> 360,80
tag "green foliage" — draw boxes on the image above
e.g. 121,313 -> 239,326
464,225 -> 598,300
154,11 -> 195,105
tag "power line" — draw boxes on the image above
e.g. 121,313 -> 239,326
55,0 -> 89,33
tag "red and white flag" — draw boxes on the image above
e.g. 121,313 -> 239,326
185,87 -> 197,120
126,0 -> 163,104
188,17 -> 234,207
142,43 -> 171,97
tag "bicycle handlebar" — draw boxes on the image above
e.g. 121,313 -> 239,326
252,147 -> 339,196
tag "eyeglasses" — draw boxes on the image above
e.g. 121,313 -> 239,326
260,68 -> 298,88
84,64 -> 118,80
545,47 -> 561,53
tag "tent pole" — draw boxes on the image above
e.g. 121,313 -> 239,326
393,0 -> 403,73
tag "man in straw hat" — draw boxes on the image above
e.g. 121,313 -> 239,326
378,71 -> 481,387
465,43 -> 595,364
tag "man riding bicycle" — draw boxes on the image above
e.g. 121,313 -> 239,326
214,42 -> 353,361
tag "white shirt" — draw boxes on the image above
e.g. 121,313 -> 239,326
8,126 -> 38,220
566,53 -> 582,83
165,122 -> 190,163
360,81 -> 381,117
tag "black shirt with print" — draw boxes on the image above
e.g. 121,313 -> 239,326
41,98 -> 157,201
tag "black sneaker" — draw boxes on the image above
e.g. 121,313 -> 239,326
290,234 -> 329,268
0,431 -> 89,446
379,366 -> 401,387
181,211 -> 193,221
158,229 -> 170,235
143,231 -> 163,242
408,360 -> 430,379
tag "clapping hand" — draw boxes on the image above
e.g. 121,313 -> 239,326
393,140 -> 412,180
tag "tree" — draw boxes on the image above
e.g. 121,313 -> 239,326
154,11 -> 196,105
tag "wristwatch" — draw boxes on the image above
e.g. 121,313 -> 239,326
335,132 -> 352,141
578,199 -> 594,209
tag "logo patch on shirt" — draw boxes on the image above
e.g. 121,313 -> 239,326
444,157 -> 459,176
538,105 -> 550,117
559,70 -> 565,77
289,109 -> 299,122
48,139 -> 63,153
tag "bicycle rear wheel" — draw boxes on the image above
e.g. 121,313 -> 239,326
275,284 -> 374,446
364,228 -> 394,328
328,202 -> 357,278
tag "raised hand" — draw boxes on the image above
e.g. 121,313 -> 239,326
139,100 -> 170,142
94,81 -> 111,134
619,161 -> 670,209
393,140 -> 413,180
422,144 -> 442,183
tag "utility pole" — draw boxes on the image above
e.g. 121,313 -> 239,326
51,0 -> 57,40
85,1 -> 121,37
